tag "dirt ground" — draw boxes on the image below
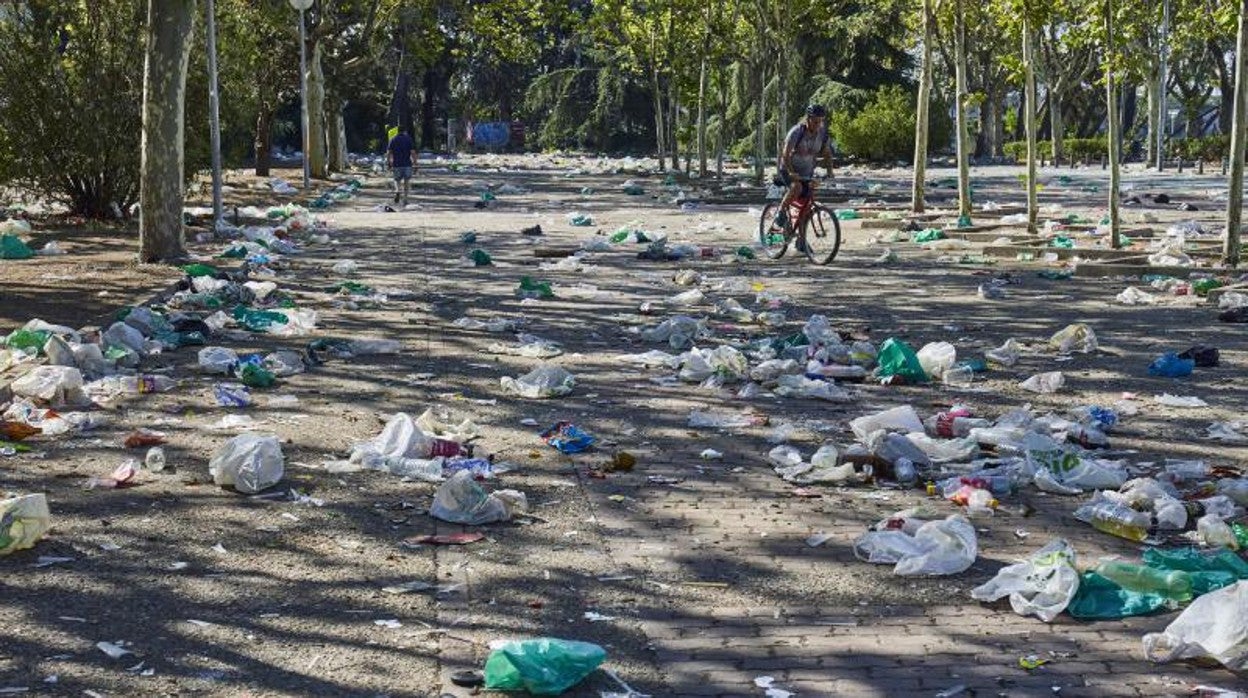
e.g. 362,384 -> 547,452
1,156 -> 1246,697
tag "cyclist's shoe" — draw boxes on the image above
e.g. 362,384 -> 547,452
794,238 -> 809,253
393,192 -> 400,204
772,210 -> 788,229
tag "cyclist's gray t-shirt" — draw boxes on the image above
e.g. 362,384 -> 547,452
782,123 -> 828,179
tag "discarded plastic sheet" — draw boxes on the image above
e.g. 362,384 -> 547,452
404,532 -> 486,546
970,539 -> 1079,622
483,637 -> 606,695
0,493 -> 51,556
501,365 -> 575,399
853,515 -> 978,576
429,471 -> 527,525
1143,581 -> 1248,670
208,434 -> 284,494
1154,393 -> 1208,408
541,422 -> 595,453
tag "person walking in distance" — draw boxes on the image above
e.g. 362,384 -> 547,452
386,126 -> 416,205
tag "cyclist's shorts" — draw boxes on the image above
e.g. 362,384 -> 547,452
392,166 -> 413,181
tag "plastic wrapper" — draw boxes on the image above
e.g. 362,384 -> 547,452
853,515 -> 978,576
208,433 -> 284,494
500,365 -> 575,399
970,539 -> 1079,622
430,471 -> 527,525
1143,581 -> 1248,670
0,493 -> 51,556
11,366 -> 88,407
483,637 -> 606,695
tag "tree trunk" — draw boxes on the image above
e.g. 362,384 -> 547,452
669,82 -> 679,171
755,64 -> 766,184
1145,72 -> 1159,165
1106,0 -> 1122,249
1225,0 -> 1248,267
328,101 -> 347,171
954,0 -> 972,222
911,0 -> 933,213
697,56 -> 708,177
716,62 -> 727,178
307,41 -> 327,178
651,65 -> 666,171
1050,92 -> 1065,162
138,0 -> 194,263
254,103 -> 273,177
1024,15 -> 1039,234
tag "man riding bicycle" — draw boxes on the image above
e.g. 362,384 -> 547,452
775,104 -> 834,228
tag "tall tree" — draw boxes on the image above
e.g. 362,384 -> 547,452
1225,0 -> 1247,267
912,0 -> 934,213
139,0 -> 196,262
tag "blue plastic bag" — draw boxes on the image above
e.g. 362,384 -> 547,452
1148,353 -> 1194,378
541,422 -> 595,454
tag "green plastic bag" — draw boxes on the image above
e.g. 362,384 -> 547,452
834,208 -> 860,221
239,363 -> 276,388
1143,547 -> 1248,596
1193,278 -> 1222,297
876,338 -> 928,382
232,305 -> 289,331
735,246 -> 756,260
1051,236 -> 1074,249
516,276 -> 554,299
911,229 -> 945,243
468,249 -> 492,266
0,234 -> 33,260
483,638 -> 606,695
4,329 -> 50,353
182,263 -> 219,278
1067,571 -> 1170,619
568,214 -> 593,227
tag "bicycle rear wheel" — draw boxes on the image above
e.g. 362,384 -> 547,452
758,202 -> 790,259
801,205 -> 841,265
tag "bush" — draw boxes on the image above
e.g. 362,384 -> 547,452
1003,138 -> 1106,162
830,85 -> 950,162
1003,140 -> 1052,161
1171,135 -> 1230,162
0,2 -> 148,217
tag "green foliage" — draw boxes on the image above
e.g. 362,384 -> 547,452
1170,136 -> 1230,162
1003,138 -> 1107,162
0,1 -> 146,217
830,85 -> 952,163
1003,139 -> 1053,161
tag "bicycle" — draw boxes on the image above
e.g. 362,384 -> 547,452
757,178 -> 841,265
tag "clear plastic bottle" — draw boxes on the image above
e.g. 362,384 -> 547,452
1094,560 -> 1193,602
1197,514 -> 1239,550
144,446 -> 167,472
1081,501 -> 1151,542
942,365 -> 974,388
381,457 -> 444,481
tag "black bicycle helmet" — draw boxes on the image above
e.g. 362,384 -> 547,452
805,104 -> 827,117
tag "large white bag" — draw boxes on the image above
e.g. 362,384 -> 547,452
1143,580 -> 1248,670
970,539 -> 1080,622
853,515 -> 977,576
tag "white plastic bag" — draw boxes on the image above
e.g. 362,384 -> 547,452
916,342 -> 957,380
208,434 -> 285,494
429,470 -> 527,525
11,365 -> 87,407
198,347 -> 239,374
970,539 -> 1079,622
772,374 -> 852,402
853,515 -> 978,576
985,338 -> 1021,366
640,315 -> 706,350
500,365 -> 575,398
1020,371 -> 1064,394
850,405 -> 924,441
1049,324 -> 1097,354
1143,580 -> 1248,670
0,493 -> 52,556
678,346 -> 748,382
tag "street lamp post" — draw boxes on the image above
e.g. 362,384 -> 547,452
206,0 -> 223,224
289,0 -> 313,189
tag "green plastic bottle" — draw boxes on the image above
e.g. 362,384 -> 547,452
1094,560 -> 1193,603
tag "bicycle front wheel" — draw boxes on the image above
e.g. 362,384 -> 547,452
758,202 -> 789,259
801,206 -> 841,265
